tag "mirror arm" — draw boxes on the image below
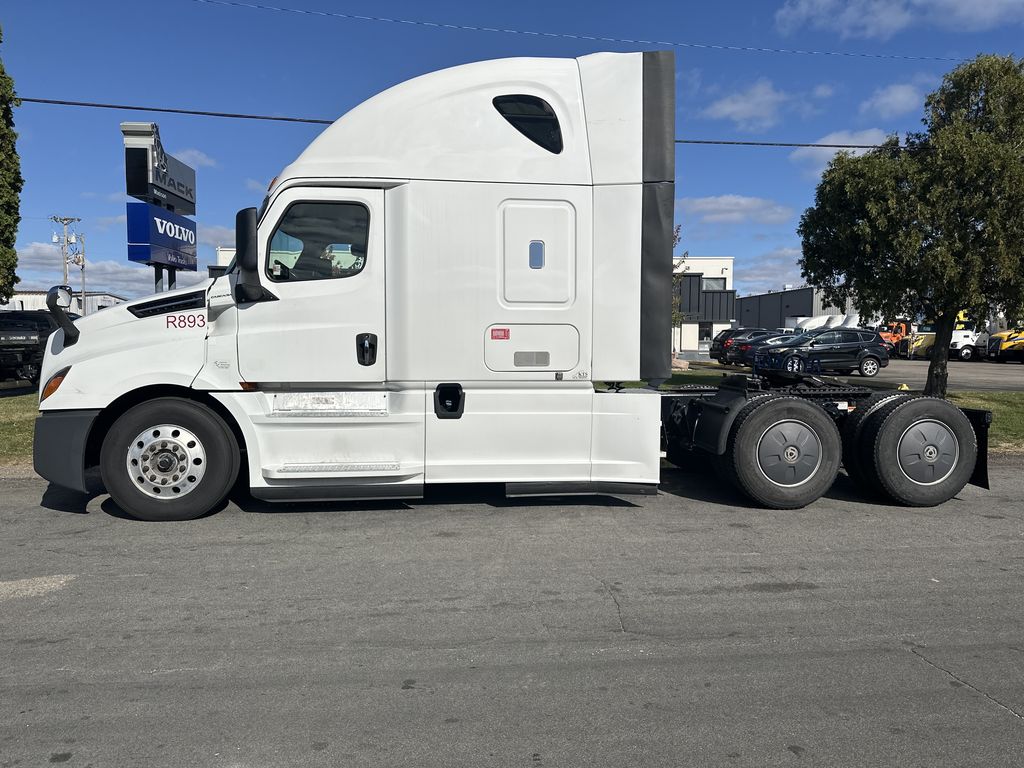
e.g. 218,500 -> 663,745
45,285 -> 80,346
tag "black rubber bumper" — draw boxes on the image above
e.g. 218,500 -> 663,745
33,409 -> 101,493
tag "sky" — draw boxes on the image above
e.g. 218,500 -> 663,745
3,0 -> 1023,298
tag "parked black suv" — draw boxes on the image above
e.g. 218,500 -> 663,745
0,310 -> 67,385
754,328 -> 890,377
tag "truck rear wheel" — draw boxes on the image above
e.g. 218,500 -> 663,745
841,394 -> 912,487
860,397 -> 976,507
721,396 -> 841,509
100,398 -> 239,521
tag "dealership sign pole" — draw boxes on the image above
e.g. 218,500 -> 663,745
120,123 -> 197,292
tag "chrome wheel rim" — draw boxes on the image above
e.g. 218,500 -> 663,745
126,424 -> 207,499
756,419 -> 823,487
785,357 -> 803,373
897,419 -> 958,486
862,359 -> 878,375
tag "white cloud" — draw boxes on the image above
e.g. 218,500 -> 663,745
776,0 -> 913,39
701,79 -> 790,132
776,0 -> 1024,39
245,178 -> 269,193
94,214 -> 127,231
678,195 -> 794,226
859,82 -> 923,119
789,128 -> 888,177
914,0 -> 1024,31
197,224 -> 234,248
171,148 -> 217,168
736,247 -> 805,295
15,242 -> 64,273
15,242 -> 208,298
812,84 -> 835,99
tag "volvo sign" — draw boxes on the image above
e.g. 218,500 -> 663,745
126,202 -> 198,270
121,122 -> 197,215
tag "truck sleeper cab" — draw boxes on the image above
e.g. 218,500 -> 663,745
32,52 -> 990,521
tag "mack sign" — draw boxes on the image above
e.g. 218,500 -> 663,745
127,202 -> 198,270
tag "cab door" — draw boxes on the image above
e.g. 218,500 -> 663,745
236,188 -> 384,384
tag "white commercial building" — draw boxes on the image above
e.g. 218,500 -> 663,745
672,255 -> 735,355
215,246 -> 236,267
1,290 -> 126,315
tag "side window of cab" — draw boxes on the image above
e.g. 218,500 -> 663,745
267,202 -> 369,283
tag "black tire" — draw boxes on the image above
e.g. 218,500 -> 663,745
860,397 -> 976,507
100,398 -> 240,521
958,346 -> 974,362
840,393 -> 913,488
720,396 -> 841,509
858,357 -> 881,377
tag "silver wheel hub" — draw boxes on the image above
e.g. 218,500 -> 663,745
756,419 -> 823,487
126,424 -> 207,500
897,419 -> 958,486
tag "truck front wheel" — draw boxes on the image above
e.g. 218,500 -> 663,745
721,397 -> 841,509
100,398 -> 240,521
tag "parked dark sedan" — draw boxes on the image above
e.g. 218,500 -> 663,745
754,328 -> 890,377
709,328 -> 743,363
712,328 -> 771,364
723,329 -> 779,365
738,333 -> 796,367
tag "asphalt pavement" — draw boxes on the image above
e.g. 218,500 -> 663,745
2,461 -> 1023,767
706,358 -> 1024,391
847,358 -> 1024,391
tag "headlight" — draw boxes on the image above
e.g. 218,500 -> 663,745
40,367 -> 71,403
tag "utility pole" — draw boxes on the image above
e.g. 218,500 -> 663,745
50,215 -> 81,286
69,234 -> 87,315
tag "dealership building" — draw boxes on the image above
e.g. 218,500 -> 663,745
672,256 -> 736,355
735,284 -> 857,330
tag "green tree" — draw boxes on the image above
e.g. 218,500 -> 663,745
0,25 -> 22,304
670,224 -> 687,330
798,54 -> 1024,397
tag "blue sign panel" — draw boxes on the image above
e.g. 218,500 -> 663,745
126,202 -> 198,271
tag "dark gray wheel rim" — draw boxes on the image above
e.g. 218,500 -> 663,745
897,419 -> 959,486
755,419 -> 823,487
862,358 -> 879,376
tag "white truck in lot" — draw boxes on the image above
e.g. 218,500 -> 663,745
33,52 -> 991,521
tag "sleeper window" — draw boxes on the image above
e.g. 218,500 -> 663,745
493,95 -> 563,154
267,202 -> 369,283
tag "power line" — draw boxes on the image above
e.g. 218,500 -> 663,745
19,97 -> 332,124
186,0 -> 965,63
677,139 -> 883,149
18,97 -> 889,150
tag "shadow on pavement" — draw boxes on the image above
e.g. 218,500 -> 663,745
39,461 -> 896,520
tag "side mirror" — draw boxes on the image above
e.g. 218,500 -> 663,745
49,285 -> 72,309
235,207 -> 258,272
232,207 -> 277,305
45,285 -> 80,346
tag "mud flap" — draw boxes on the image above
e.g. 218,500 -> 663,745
959,407 -> 991,490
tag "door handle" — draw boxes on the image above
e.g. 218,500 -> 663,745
356,333 -> 377,366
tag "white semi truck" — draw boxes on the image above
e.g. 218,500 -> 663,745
33,52 -> 991,521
